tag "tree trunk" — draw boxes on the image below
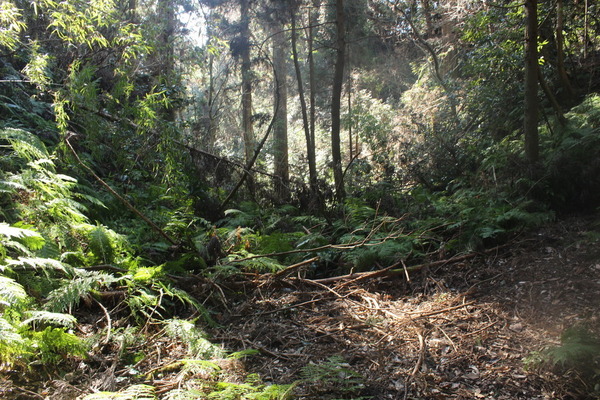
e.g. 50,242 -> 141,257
240,0 -> 256,195
272,19 -> 289,202
524,0 -> 539,163
308,2 -> 319,200
331,0 -> 346,201
292,10 -> 319,206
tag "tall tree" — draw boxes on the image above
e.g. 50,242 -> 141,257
291,11 -> 318,202
524,0 -> 539,163
308,1 -> 320,203
272,11 -> 289,201
331,0 -> 346,201
240,0 -> 256,194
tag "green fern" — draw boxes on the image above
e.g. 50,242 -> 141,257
178,358 -> 221,380
0,317 -> 28,367
235,255 -> 285,274
0,274 -> 27,306
0,222 -> 46,252
21,310 -> 77,328
81,384 -> 157,400
28,326 -> 87,364
3,256 -> 73,275
300,356 -> 365,395
164,319 -> 224,359
88,224 -> 115,264
544,326 -> 600,369
0,127 -> 49,162
45,270 -> 121,312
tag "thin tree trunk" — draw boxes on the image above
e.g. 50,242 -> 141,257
308,3 -> 318,192
292,12 -> 318,199
240,0 -> 255,195
272,19 -> 289,202
331,0 -> 346,202
524,0 -> 539,163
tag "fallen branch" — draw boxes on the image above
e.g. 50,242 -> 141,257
409,300 -> 476,318
229,219 -> 407,263
272,257 -> 319,278
312,244 -> 510,285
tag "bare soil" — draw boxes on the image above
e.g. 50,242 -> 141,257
2,214 -> 600,399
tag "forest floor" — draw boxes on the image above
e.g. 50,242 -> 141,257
212,213 -> 600,399
2,214 -> 600,399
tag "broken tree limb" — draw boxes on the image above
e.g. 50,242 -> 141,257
65,132 -> 178,246
272,256 -> 319,278
311,244 -> 510,285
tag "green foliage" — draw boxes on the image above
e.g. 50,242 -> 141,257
165,319 -> 224,359
89,224 -> 116,264
539,94 -> 600,212
526,325 -> 600,393
81,384 -> 156,400
206,375 -> 294,400
300,356 -> 365,398
0,0 -> 26,50
21,310 -> 77,328
44,270 -> 121,312
28,326 -> 87,364
0,275 -> 27,306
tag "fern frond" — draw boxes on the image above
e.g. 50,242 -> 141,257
158,282 -> 216,326
44,198 -> 88,221
89,224 -> 115,264
0,177 -> 26,193
21,311 -> 77,328
0,316 -> 22,344
164,318 -> 224,358
0,275 -> 27,307
81,384 -> 156,400
0,128 -> 49,161
45,270 -> 121,312
178,358 -> 221,379
162,389 -> 204,400
0,222 -> 46,251
236,256 -> 285,273
4,256 -> 73,275
0,317 -> 26,367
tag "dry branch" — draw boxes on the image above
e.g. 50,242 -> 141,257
312,244 -> 509,285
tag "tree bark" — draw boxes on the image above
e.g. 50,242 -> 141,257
524,0 -> 539,163
291,12 -> 318,199
331,0 -> 346,202
308,2 -> 320,206
272,18 -> 289,202
240,0 -> 256,195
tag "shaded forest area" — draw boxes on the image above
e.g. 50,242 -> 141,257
1,0 -> 600,398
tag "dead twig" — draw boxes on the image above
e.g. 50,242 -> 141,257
313,243 -> 512,285
93,298 -> 112,344
409,300 -> 476,318
404,331 -> 426,400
